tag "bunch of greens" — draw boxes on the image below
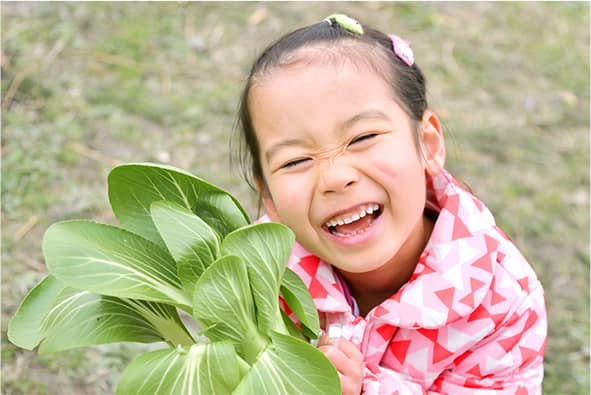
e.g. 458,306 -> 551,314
8,163 -> 340,394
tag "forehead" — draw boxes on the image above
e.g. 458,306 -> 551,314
251,60 -> 390,107
248,58 -> 411,158
249,43 -> 397,114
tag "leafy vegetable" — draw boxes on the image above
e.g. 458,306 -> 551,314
8,163 -> 340,394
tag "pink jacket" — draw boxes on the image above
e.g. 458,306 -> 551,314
278,169 -> 547,394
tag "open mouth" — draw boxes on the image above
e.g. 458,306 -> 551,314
322,203 -> 383,237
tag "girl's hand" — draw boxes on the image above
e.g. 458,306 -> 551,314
318,334 -> 363,395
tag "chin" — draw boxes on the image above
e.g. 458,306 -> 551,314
333,259 -> 388,275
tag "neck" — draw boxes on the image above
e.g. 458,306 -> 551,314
337,212 -> 435,316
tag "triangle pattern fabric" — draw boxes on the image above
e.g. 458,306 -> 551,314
259,168 -> 546,393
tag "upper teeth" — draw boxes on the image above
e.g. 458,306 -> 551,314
325,204 -> 380,228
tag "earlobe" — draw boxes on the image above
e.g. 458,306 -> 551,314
255,177 -> 281,222
420,110 -> 446,176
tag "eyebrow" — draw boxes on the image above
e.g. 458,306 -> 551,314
264,109 -> 390,162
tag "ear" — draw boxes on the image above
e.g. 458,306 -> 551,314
419,109 -> 446,176
255,177 -> 281,222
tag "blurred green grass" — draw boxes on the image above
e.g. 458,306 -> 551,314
2,2 -> 589,394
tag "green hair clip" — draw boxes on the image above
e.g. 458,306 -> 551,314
324,14 -> 364,35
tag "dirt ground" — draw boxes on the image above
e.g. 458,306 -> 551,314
2,2 -> 589,394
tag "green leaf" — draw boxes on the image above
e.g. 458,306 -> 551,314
8,275 -> 65,350
192,255 -> 267,364
193,192 -> 250,239
43,220 -> 191,309
150,201 -> 220,293
233,331 -> 341,395
116,342 -> 242,395
280,310 -> 307,342
108,163 -> 250,248
281,268 -> 321,339
39,292 -> 172,354
118,299 -> 194,347
221,223 -> 295,336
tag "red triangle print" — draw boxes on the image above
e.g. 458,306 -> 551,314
366,362 -> 380,374
490,311 -> 508,326
376,324 -> 396,340
517,277 -> 530,293
444,194 -> 459,213
468,304 -> 489,322
497,333 -> 522,353
472,253 -> 493,273
446,308 -> 463,324
522,310 -> 539,333
465,378 -> 482,388
374,305 -> 389,318
491,289 -> 507,306
308,278 -> 328,299
421,264 -> 436,276
470,277 -> 487,291
390,288 -> 404,302
459,292 -> 475,308
519,346 -> 539,365
299,255 -> 320,277
432,342 -> 454,364
515,386 -> 529,395
409,272 -> 421,282
418,328 -> 439,343
453,350 -> 473,366
465,363 -> 482,377
410,264 -> 436,283
438,194 -> 449,210
467,304 -> 505,325
484,234 -> 499,253
435,287 -> 455,308
452,217 -> 472,240
389,339 -> 412,364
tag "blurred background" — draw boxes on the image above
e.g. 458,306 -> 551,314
1,2 -> 589,394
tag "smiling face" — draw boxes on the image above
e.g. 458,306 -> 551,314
249,52 -> 444,284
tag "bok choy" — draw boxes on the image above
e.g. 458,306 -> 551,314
8,163 -> 340,394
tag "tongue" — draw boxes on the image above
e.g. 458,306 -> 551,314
334,215 -> 373,235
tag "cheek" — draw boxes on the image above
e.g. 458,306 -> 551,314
369,147 -> 427,200
370,142 -> 423,176
267,176 -> 312,221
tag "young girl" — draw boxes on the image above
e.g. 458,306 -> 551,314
236,14 -> 547,395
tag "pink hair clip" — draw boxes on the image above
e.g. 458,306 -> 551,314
389,34 -> 414,66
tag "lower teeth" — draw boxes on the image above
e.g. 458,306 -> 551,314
331,228 -> 365,237
334,230 -> 357,237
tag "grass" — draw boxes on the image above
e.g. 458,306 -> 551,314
2,2 -> 589,394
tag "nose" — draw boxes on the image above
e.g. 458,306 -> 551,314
318,156 -> 359,195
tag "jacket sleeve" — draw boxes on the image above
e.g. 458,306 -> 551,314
362,281 -> 546,395
362,363 -> 426,394
428,284 -> 546,395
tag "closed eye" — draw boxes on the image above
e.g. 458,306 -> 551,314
281,158 -> 311,169
349,133 -> 378,146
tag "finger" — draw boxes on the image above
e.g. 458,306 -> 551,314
336,337 -> 363,362
335,339 -> 363,382
319,344 -> 361,380
318,344 -> 349,372
338,372 -> 362,395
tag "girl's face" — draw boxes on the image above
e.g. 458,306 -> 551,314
249,58 -> 444,276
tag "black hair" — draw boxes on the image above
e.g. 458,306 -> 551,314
234,17 -> 428,191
